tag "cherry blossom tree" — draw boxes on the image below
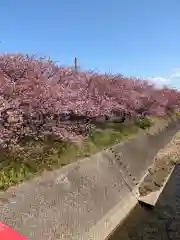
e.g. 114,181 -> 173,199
0,53 -> 180,148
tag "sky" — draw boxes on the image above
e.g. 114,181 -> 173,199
0,0 -> 180,88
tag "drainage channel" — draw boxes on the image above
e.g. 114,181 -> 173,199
109,164 -> 180,240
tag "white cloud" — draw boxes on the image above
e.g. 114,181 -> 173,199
151,76 -> 168,83
172,73 -> 180,78
171,68 -> 180,78
150,77 -> 169,88
150,68 -> 180,89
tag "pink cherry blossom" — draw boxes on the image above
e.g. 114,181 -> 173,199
0,53 -> 180,148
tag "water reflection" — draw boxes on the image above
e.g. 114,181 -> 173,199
110,165 -> 180,240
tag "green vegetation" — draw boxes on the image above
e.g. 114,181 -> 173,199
0,118 -> 152,190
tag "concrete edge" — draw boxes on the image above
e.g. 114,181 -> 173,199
138,166 -> 175,207
82,191 -> 138,240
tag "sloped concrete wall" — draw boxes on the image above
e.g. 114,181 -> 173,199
111,117 -> 180,190
0,117 -> 180,240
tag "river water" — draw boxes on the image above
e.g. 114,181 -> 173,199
109,165 -> 180,240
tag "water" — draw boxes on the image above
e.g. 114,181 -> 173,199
109,165 -> 180,240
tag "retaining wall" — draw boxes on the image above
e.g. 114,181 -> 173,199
0,117 -> 180,240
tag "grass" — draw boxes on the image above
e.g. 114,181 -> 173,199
0,118 -> 153,191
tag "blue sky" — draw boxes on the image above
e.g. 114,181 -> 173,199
0,0 -> 180,88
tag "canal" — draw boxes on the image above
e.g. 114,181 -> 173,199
109,165 -> 180,240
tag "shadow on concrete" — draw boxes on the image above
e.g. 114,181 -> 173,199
109,165 -> 180,240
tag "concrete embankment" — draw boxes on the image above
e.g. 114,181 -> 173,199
109,164 -> 180,240
0,117 -> 180,240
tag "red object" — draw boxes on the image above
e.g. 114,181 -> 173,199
0,221 -> 27,239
